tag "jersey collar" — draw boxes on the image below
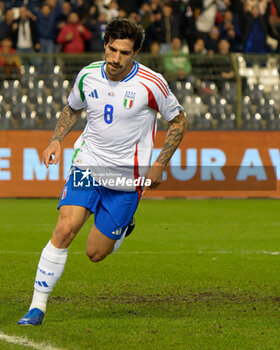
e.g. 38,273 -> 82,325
101,61 -> 139,82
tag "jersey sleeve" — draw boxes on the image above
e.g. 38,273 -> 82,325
67,69 -> 88,110
151,73 -> 183,122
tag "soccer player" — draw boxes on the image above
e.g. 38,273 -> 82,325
18,18 -> 186,325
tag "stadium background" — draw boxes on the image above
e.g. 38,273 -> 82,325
1,0 -> 280,198
1,2 -> 280,350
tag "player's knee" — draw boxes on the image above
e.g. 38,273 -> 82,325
86,251 -> 107,263
53,220 -> 76,246
54,222 -> 71,238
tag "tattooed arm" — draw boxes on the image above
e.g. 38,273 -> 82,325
156,111 -> 186,167
144,111 -> 186,191
43,104 -> 83,168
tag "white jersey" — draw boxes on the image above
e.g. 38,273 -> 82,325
68,60 -> 183,191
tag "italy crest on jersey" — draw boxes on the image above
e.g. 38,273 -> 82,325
123,91 -> 135,109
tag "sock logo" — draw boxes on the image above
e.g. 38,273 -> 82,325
38,267 -> 54,276
35,280 -> 49,288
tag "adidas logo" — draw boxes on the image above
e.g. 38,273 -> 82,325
112,229 -> 122,236
88,89 -> 99,98
35,280 -> 49,288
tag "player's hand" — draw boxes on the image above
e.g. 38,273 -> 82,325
78,25 -> 84,33
12,23 -> 18,31
43,140 -> 61,168
66,32 -> 73,41
143,161 -> 165,196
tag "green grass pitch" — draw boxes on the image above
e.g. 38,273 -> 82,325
0,198 -> 280,350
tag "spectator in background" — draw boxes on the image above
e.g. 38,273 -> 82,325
94,0 -> 110,11
12,6 -> 40,53
180,0 -> 197,52
218,38 -> 234,80
0,37 -> 21,78
244,0 -> 258,12
85,12 -> 106,52
59,1 -> 72,23
148,40 -> 164,72
272,0 -> 280,15
88,3 -> 100,21
158,3 -> 181,54
83,2 -> 100,34
144,12 -> 162,50
217,0 -> 231,14
57,12 -> 91,53
150,0 -> 163,16
242,4 -> 268,53
74,0 -> 90,21
57,2 -> 72,36
216,0 -> 231,24
118,8 -> 127,18
0,9 -> 15,42
101,0 -> 119,22
128,11 -> 142,24
35,3 -> 59,54
265,0 -> 280,52
163,37 -> 192,81
268,1 -> 280,47
45,0 -> 58,11
195,0 -> 217,40
218,9 -> 243,52
0,1 -> 5,20
139,2 -> 152,31
193,38 -> 208,54
205,25 -> 220,54
218,37 -> 231,54
199,38 -> 235,91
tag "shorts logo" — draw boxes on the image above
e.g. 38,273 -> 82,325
62,186 -> 67,199
73,168 -> 91,188
112,228 -> 122,236
123,91 -> 135,109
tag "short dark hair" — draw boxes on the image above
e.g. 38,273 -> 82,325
104,18 -> 145,52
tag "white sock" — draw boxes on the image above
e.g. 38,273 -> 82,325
29,240 -> 68,312
111,227 -> 127,254
29,290 -> 49,313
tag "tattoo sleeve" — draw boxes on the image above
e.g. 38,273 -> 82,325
50,104 -> 83,143
156,111 -> 187,167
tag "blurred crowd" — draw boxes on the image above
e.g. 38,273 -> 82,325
1,0 -> 280,81
1,0 -> 280,55
2,0 -> 280,131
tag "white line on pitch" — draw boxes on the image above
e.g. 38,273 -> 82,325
0,250 -> 279,256
0,332 -> 64,350
0,251 -> 40,255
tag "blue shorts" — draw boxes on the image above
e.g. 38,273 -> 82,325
58,168 -> 141,240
